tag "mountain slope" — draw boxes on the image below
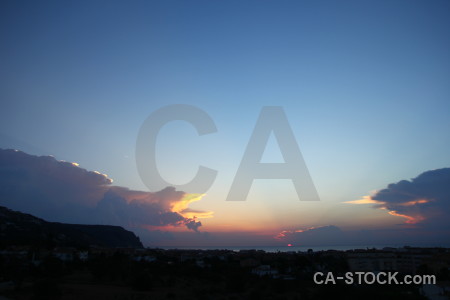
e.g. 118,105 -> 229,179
0,205 -> 143,248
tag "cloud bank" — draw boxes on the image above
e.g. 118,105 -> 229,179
278,168 -> 450,247
0,149 -> 212,238
345,168 -> 450,227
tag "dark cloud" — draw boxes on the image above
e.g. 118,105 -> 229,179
0,149 -> 210,239
185,219 -> 202,232
351,168 -> 450,226
277,168 -> 450,246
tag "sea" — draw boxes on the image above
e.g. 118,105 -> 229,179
156,244 -> 449,253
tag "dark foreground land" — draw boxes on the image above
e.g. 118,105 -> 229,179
1,206 -> 449,299
1,245 -> 449,300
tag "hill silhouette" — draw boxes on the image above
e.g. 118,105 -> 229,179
0,205 -> 143,248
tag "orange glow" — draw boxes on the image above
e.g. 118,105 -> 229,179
275,227 -> 315,239
345,194 -> 430,225
171,193 -> 203,212
275,230 -> 293,239
398,199 -> 429,206
345,195 -> 430,207
181,210 -> 214,219
343,195 -> 383,204
387,210 -> 424,224
173,193 -> 214,220
204,223 -> 275,233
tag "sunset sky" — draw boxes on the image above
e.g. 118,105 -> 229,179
1,0 -> 450,247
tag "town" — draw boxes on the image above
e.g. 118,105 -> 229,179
1,245 -> 449,300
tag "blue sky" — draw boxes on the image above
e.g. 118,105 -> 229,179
1,0 -> 449,246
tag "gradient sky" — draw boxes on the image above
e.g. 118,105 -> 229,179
1,0 -> 450,246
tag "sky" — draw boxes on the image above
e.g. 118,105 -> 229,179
1,0 -> 450,247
